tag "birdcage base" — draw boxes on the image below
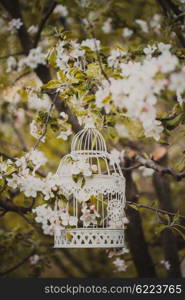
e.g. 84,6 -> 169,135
54,228 -> 125,248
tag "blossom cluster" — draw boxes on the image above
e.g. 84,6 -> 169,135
6,47 -> 46,72
28,93 -> 51,111
6,149 -> 61,200
95,43 -> 181,140
55,38 -> 100,72
33,204 -> 77,235
113,258 -> 127,272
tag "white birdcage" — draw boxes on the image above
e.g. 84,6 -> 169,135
54,120 -> 126,248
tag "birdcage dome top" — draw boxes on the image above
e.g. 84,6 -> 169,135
71,119 -> 107,154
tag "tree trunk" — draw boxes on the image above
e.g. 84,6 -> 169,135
153,154 -> 181,277
124,159 -> 156,277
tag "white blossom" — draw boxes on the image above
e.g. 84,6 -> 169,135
122,27 -> 133,38
157,42 -> 171,53
70,40 -> 85,58
29,254 -> 40,265
30,120 -> 45,142
150,14 -> 161,33
69,216 -> 78,226
156,51 -> 178,73
176,91 -> 185,105
95,44 -> 179,141
75,190 -> 90,203
107,247 -> 129,258
33,204 -> 77,235
57,128 -> 72,141
54,4 -> 68,17
60,112 -> 68,119
56,41 -> 70,70
139,166 -> 155,177
115,123 -> 129,138
18,47 -> 46,70
28,93 -> 51,111
160,260 -> 171,270
107,49 -> 126,68
33,204 -> 57,235
71,159 -> 92,177
169,72 -> 185,93
143,45 -> 157,58
28,25 -> 38,34
7,170 -> 43,198
135,19 -> 149,33
109,149 -> 123,165
123,217 -> 130,224
80,205 -> 98,227
0,159 -> 13,178
91,164 -> 98,173
102,18 -> 112,34
20,175 -> 43,197
15,156 -> 27,170
41,173 -> 61,200
8,18 -> 23,31
113,258 -> 127,272
6,56 -> 17,72
25,149 -> 47,172
7,173 -> 20,189
95,79 -> 111,113
81,39 -> 101,51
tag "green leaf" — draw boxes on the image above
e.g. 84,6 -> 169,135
171,226 -> 185,240
161,113 -> 184,130
48,48 -> 57,67
107,126 -> 117,139
41,80 -> 62,90
72,174 -> 79,183
129,204 -> 138,211
155,224 -> 168,234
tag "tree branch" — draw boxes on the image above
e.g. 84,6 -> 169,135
157,0 -> 185,47
52,254 -> 75,277
8,117 -> 28,151
124,158 -> 157,277
33,1 -> 57,48
1,0 -> 81,133
61,249 -> 90,276
0,198 -> 33,214
0,52 -> 24,60
0,248 -> 35,276
0,0 -> 32,53
152,153 -> 181,277
126,201 -> 185,220
134,154 -> 185,181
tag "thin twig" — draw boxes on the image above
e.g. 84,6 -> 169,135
8,117 -> 28,151
121,163 -> 141,171
0,51 -> 24,60
135,154 -> 185,181
33,92 -> 59,150
34,2 -> 57,48
126,201 -> 185,220
0,249 -> 35,276
88,21 -> 111,84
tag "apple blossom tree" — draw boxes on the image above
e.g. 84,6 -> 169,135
0,0 -> 185,278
